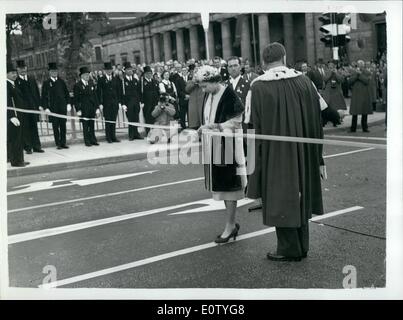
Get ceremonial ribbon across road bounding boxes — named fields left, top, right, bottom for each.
left=7, top=107, right=387, bottom=150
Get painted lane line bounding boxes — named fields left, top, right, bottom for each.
left=39, top=206, right=364, bottom=289
left=9, top=147, right=375, bottom=213
left=323, top=147, right=375, bottom=158
left=7, top=171, right=158, bottom=196
left=324, top=135, right=387, bottom=141
left=9, top=198, right=253, bottom=244
left=8, top=177, right=205, bottom=214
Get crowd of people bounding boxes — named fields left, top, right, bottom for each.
left=7, top=50, right=387, bottom=168
left=7, top=41, right=388, bottom=262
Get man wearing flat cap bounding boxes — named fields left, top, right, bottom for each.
left=41, top=62, right=71, bottom=149
left=247, top=42, right=325, bottom=262
left=73, top=66, right=101, bottom=146
left=7, top=62, right=29, bottom=167
left=15, top=59, right=44, bottom=154
left=97, top=62, right=122, bottom=143
left=121, top=61, right=142, bottom=140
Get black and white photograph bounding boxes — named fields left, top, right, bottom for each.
left=1, top=0, right=402, bottom=300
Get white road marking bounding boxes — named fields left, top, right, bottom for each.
left=325, top=135, right=387, bottom=141
left=323, top=147, right=375, bottom=158
left=9, top=147, right=375, bottom=213
left=8, top=199, right=254, bottom=244
left=7, top=171, right=157, bottom=195
left=39, top=206, right=364, bottom=288
left=168, top=198, right=255, bottom=215
left=8, top=177, right=205, bottom=214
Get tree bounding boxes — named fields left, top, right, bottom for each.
left=6, top=14, right=45, bottom=64
left=6, top=12, right=107, bottom=89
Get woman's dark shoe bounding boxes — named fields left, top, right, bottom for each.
left=215, top=225, right=239, bottom=244
left=266, top=252, right=302, bottom=262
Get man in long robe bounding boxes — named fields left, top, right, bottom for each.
left=247, top=42, right=325, bottom=262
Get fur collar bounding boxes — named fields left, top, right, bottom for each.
left=251, top=66, right=302, bottom=86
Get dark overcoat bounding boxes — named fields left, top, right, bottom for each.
left=97, top=75, right=122, bottom=121
left=322, top=70, right=347, bottom=110
left=73, top=80, right=99, bottom=120
left=202, top=85, right=245, bottom=192
left=122, top=76, right=141, bottom=121
left=349, top=70, right=373, bottom=115
left=247, top=69, right=324, bottom=228
left=141, top=77, right=160, bottom=125
left=41, top=78, right=70, bottom=122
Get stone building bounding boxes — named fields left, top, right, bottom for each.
left=10, top=11, right=387, bottom=82
left=100, top=12, right=386, bottom=66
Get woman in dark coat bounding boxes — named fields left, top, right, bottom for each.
left=322, top=62, right=347, bottom=110
left=195, top=65, right=247, bottom=244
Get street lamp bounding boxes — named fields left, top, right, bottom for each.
left=201, top=12, right=210, bottom=60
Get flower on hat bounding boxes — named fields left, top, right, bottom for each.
left=193, top=65, right=221, bottom=83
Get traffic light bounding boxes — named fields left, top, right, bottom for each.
left=319, top=12, right=352, bottom=59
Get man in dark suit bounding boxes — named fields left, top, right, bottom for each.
left=97, top=62, right=122, bottom=143
left=73, top=66, right=101, bottom=146
left=213, top=56, right=229, bottom=81
left=41, top=62, right=71, bottom=149
left=7, top=62, right=29, bottom=167
left=121, top=61, right=142, bottom=140
left=226, top=56, right=251, bottom=154
left=170, top=63, right=189, bottom=129
left=141, top=65, right=160, bottom=134
left=15, top=59, right=44, bottom=154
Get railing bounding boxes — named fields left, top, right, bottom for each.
left=37, top=106, right=129, bottom=138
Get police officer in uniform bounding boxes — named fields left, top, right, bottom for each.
left=15, top=59, right=44, bottom=154
left=97, top=62, right=122, bottom=143
left=73, top=66, right=101, bottom=146
left=121, top=61, right=142, bottom=140
left=41, top=62, right=71, bottom=149
left=7, top=62, right=29, bottom=167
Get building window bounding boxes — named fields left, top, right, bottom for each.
left=94, top=46, right=102, bottom=61
left=109, top=54, right=116, bottom=66
left=121, top=53, right=128, bottom=64
left=28, top=56, right=34, bottom=68
left=133, top=51, right=141, bottom=65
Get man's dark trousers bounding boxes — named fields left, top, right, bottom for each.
left=275, top=223, right=309, bottom=257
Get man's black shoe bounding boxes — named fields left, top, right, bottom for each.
left=92, top=142, right=100, bottom=146
left=363, top=128, right=370, bottom=133
left=61, top=145, right=69, bottom=149
left=33, top=148, right=45, bottom=153
left=24, top=161, right=30, bottom=165
left=57, top=146, right=63, bottom=150
left=107, top=140, right=113, bottom=143
left=129, top=137, right=135, bottom=141
left=11, top=163, right=26, bottom=167
left=26, top=150, right=33, bottom=154
left=349, top=129, right=356, bottom=133
left=266, top=252, right=302, bottom=262
left=85, top=143, right=92, bottom=147
left=112, top=139, right=121, bottom=143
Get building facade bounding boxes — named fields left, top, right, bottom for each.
left=100, top=12, right=386, bottom=66
left=10, top=12, right=387, bottom=83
